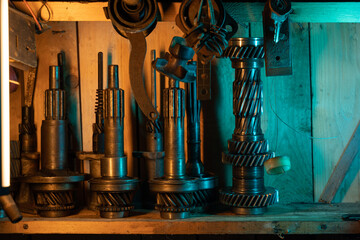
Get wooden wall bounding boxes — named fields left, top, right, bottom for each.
left=10, top=21, right=360, bottom=204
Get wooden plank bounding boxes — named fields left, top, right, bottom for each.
left=250, top=22, right=313, bottom=203
left=0, top=203, right=359, bottom=234
left=34, top=22, right=82, bottom=155
left=311, top=23, right=360, bottom=203
left=12, top=2, right=360, bottom=23
left=320, top=121, right=360, bottom=203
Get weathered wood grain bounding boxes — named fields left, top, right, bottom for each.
left=0, top=203, right=359, bottom=235
left=250, top=22, right=313, bottom=203
left=311, top=23, right=360, bottom=203
left=320, top=121, right=360, bottom=203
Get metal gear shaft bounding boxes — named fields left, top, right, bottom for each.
left=219, top=38, right=278, bottom=215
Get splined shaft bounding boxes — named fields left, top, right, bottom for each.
left=91, top=65, right=138, bottom=219
left=25, top=64, right=84, bottom=218
left=150, top=79, right=198, bottom=219
left=219, top=38, right=278, bottom=215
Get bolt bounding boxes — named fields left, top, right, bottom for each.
left=23, top=224, right=28, bottom=230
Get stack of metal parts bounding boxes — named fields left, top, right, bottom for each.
left=186, top=81, right=217, bottom=212
left=24, top=65, right=84, bottom=217
left=150, top=79, right=198, bottom=219
left=219, top=38, right=278, bottom=215
left=90, top=65, right=138, bottom=218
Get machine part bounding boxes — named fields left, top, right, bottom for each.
left=1, top=1, right=22, bottom=223
left=133, top=50, right=164, bottom=209
left=264, top=156, right=291, bottom=175
left=220, top=38, right=278, bottom=215
left=176, top=0, right=238, bottom=63
left=262, top=0, right=292, bottom=76
left=24, top=64, right=84, bottom=217
left=93, top=52, right=105, bottom=154
left=90, top=65, right=138, bottom=218
left=152, top=36, right=196, bottom=83
left=104, top=0, right=159, bottom=122
left=9, top=7, right=37, bottom=70
left=186, top=81, right=217, bottom=212
left=149, top=79, right=198, bottom=219
left=196, top=60, right=211, bottom=100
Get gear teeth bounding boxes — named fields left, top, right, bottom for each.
left=223, top=46, right=265, bottom=59
left=156, top=192, right=195, bottom=213
left=97, top=191, right=135, bottom=208
left=34, top=191, right=76, bottom=211
left=193, top=189, right=215, bottom=208
left=222, top=152, right=274, bottom=167
left=219, top=187, right=278, bottom=208
left=228, top=140, right=269, bottom=155
left=146, top=118, right=162, bottom=133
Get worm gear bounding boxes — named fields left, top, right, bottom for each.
left=219, top=38, right=278, bottom=215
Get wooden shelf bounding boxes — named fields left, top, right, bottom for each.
left=0, top=203, right=359, bottom=235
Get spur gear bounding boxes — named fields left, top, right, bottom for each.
left=219, top=38, right=278, bottom=215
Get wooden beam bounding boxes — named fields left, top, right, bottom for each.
left=0, top=204, right=359, bottom=235
left=319, top=121, right=360, bottom=203
left=12, top=2, right=360, bottom=23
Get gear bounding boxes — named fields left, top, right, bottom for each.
left=223, top=45, right=265, bottom=59
left=228, top=139, right=269, bottom=155
left=222, top=152, right=274, bottom=167
left=219, top=187, right=278, bottom=208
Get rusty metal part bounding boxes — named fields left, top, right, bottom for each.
left=104, top=0, right=159, bottom=122
left=263, top=0, right=292, bottom=76
left=186, top=81, right=217, bottom=212
left=90, top=65, right=138, bottom=218
left=133, top=50, right=164, bottom=209
left=25, top=62, right=84, bottom=218
left=220, top=38, right=278, bottom=215
left=149, top=79, right=198, bottom=219
left=196, top=60, right=211, bottom=100
left=9, top=7, right=37, bottom=70
left=153, top=37, right=196, bottom=83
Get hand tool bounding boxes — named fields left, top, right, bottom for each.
left=220, top=38, right=278, bottom=215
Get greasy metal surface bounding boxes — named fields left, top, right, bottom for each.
left=263, top=0, right=292, bottom=76
left=220, top=38, right=278, bottom=214
left=9, top=7, right=37, bottom=69
left=150, top=79, right=198, bottom=219
left=196, top=60, right=211, bottom=100
left=91, top=64, right=138, bottom=218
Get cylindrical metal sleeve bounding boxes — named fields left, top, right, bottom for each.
left=104, top=118, right=124, bottom=157
left=40, top=120, right=68, bottom=171
left=163, top=86, right=186, bottom=179
left=232, top=167, right=265, bottom=194
left=107, top=65, right=119, bottom=89
left=49, top=66, right=60, bottom=89
left=101, top=156, right=127, bottom=178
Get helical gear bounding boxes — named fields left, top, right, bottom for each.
left=155, top=192, right=194, bottom=213
left=219, top=38, right=278, bottom=215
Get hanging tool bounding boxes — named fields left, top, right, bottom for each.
left=133, top=50, right=164, bottom=209
left=263, top=0, right=292, bottom=76
left=176, top=0, right=238, bottom=100
left=104, top=0, right=159, bottom=121
left=186, top=81, right=217, bottom=212
left=90, top=65, right=138, bottom=218
left=150, top=79, right=198, bottom=219
left=23, top=60, right=84, bottom=218
left=220, top=38, right=278, bottom=215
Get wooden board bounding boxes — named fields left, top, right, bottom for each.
left=0, top=203, right=359, bottom=235
left=311, top=23, right=360, bottom=203
left=12, top=2, right=360, bottom=23
left=246, top=22, right=313, bottom=203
